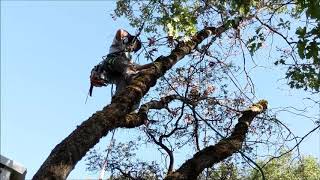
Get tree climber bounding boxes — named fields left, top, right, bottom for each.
left=89, top=29, right=140, bottom=94
left=89, top=29, right=149, bottom=109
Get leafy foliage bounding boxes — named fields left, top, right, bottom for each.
left=198, top=153, right=320, bottom=180
left=286, top=0, right=320, bottom=91
left=249, top=153, right=320, bottom=180
left=113, top=0, right=319, bottom=92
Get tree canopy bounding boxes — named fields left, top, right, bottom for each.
left=33, top=0, right=319, bottom=179
left=114, top=0, right=319, bottom=92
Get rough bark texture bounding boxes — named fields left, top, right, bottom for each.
left=32, top=24, right=233, bottom=180
left=164, top=100, right=268, bottom=180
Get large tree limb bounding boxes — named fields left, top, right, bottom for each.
left=32, top=22, right=237, bottom=179
left=164, top=100, right=268, bottom=180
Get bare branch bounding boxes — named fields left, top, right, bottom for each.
left=164, top=100, right=268, bottom=180
left=262, top=124, right=320, bottom=168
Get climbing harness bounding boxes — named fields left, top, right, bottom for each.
left=87, top=54, right=119, bottom=98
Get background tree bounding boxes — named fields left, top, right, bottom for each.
left=33, top=0, right=319, bottom=179
left=195, top=153, right=320, bottom=180
left=248, top=153, right=320, bottom=180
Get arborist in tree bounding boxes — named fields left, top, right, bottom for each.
left=89, top=28, right=150, bottom=109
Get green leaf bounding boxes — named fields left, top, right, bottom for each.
left=296, top=27, right=307, bottom=38
left=297, top=40, right=306, bottom=59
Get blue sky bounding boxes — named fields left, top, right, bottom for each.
left=1, top=1, right=319, bottom=179
left=1, top=1, right=125, bottom=178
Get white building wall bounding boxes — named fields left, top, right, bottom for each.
left=0, top=155, right=27, bottom=180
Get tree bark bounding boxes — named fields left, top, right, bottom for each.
left=164, top=100, right=268, bottom=180
left=33, top=23, right=236, bottom=179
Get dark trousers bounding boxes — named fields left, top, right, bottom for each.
left=105, top=54, right=140, bottom=110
